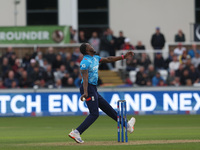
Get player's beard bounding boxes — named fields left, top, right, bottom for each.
left=89, top=48, right=96, bottom=54
left=93, top=50, right=96, bottom=54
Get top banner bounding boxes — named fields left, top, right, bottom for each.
left=0, top=26, right=70, bottom=44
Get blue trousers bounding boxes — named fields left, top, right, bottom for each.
left=76, top=83, right=117, bottom=134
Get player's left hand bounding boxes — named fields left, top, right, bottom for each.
left=124, top=51, right=134, bottom=59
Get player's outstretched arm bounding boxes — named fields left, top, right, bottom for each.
left=80, top=70, right=88, bottom=101
left=100, top=51, right=134, bottom=63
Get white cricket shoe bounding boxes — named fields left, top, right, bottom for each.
left=68, top=129, right=84, bottom=144
left=127, top=117, right=136, bottom=133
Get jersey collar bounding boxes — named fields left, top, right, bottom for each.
left=84, top=55, right=93, bottom=58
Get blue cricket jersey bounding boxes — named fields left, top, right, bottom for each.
left=80, top=55, right=101, bottom=85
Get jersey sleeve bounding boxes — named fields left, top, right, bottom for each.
left=96, top=55, right=102, bottom=62
left=80, top=59, right=90, bottom=70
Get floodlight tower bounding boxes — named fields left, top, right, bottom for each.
left=14, top=0, right=21, bottom=26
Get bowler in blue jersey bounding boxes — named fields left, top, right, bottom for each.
left=69, top=43, right=136, bottom=144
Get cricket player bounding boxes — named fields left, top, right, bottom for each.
left=69, top=43, right=136, bottom=143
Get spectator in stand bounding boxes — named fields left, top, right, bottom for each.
left=19, top=70, right=32, bottom=88
left=175, top=64, right=184, bottom=77
left=78, top=31, right=87, bottom=43
left=99, top=30, right=114, bottom=70
left=158, top=80, right=167, bottom=86
left=188, top=44, right=200, bottom=58
left=69, top=26, right=74, bottom=42
left=45, top=47, right=56, bottom=65
left=147, top=64, right=156, bottom=80
left=0, top=79, right=5, bottom=89
left=184, top=56, right=192, bottom=70
left=151, top=27, right=165, bottom=49
left=61, top=72, right=70, bottom=87
left=108, top=29, right=117, bottom=56
left=54, top=65, right=67, bottom=81
left=146, top=80, right=152, bottom=86
left=9, top=52, right=17, bottom=66
left=59, top=48, right=67, bottom=60
left=55, top=79, right=62, bottom=89
left=152, top=72, right=165, bottom=86
left=138, top=53, right=151, bottom=70
left=0, top=57, right=11, bottom=79
left=53, top=54, right=64, bottom=71
left=44, top=64, right=55, bottom=88
left=35, top=52, right=44, bottom=68
left=67, top=77, right=75, bottom=87
left=179, top=51, right=188, bottom=65
left=73, top=30, right=79, bottom=43
left=173, top=43, right=186, bottom=56
left=154, top=53, right=165, bottom=70
left=22, top=53, right=31, bottom=70
left=174, top=29, right=185, bottom=42
left=124, top=74, right=133, bottom=86
left=185, top=79, right=193, bottom=86
left=71, top=68, right=79, bottom=80
left=191, top=52, right=200, bottom=68
left=135, top=41, right=146, bottom=50
left=174, top=77, right=181, bottom=86
left=12, top=58, right=21, bottom=73
left=70, top=27, right=78, bottom=43
left=76, top=54, right=83, bottom=65
left=72, top=47, right=81, bottom=61
left=116, top=31, right=125, bottom=49
left=43, top=59, right=49, bottom=71
left=164, top=50, right=174, bottom=69
left=64, top=53, right=72, bottom=68
left=30, top=65, right=44, bottom=88
left=88, top=31, right=100, bottom=54
left=169, top=55, right=180, bottom=71
left=126, top=55, right=137, bottom=71
left=11, top=80, right=19, bottom=88
left=3, top=46, right=14, bottom=59
left=189, top=64, right=199, bottom=84
left=66, top=61, right=78, bottom=73
left=135, top=66, right=147, bottom=86
left=15, top=67, right=24, bottom=80
left=166, top=70, right=176, bottom=86
left=180, top=69, right=192, bottom=85
left=31, top=47, right=41, bottom=59
left=27, top=59, right=37, bottom=75
left=121, top=38, right=135, bottom=50
left=100, top=30, right=110, bottom=53
left=4, top=70, right=19, bottom=88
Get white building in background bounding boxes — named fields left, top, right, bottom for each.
left=109, top=0, right=195, bottom=49
left=0, top=0, right=26, bottom=26
left=0, top=0, right=195, bottom=49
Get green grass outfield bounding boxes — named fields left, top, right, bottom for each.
left=0, top=115, right=200, bottom=150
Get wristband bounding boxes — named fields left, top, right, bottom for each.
left=121, top=55, right=124, bottom=60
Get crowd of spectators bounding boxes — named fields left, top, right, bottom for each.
left=128, top=43, right=200, bottom=87
left=0, top=26, right=200, bottom=88
left=0, top=46, right=102, bottom=89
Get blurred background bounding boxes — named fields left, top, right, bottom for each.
left=0, top=0, right=199, bottom=116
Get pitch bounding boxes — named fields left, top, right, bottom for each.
left=0, top=115, right=200, bottom=150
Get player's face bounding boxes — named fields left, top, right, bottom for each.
left=86, top=43, right=96, bottom=54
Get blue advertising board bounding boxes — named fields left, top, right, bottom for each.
left=0, top=90, right=200, bottom=117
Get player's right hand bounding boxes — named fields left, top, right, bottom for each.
left=81, top=93, right=88, bottom=101
left=124, top=51, right=134, bottom=59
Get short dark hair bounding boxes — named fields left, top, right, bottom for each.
left=80, top=43, right=87, bottom=55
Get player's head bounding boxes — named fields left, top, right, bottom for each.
left=80, top=43, right=96, bottom=55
